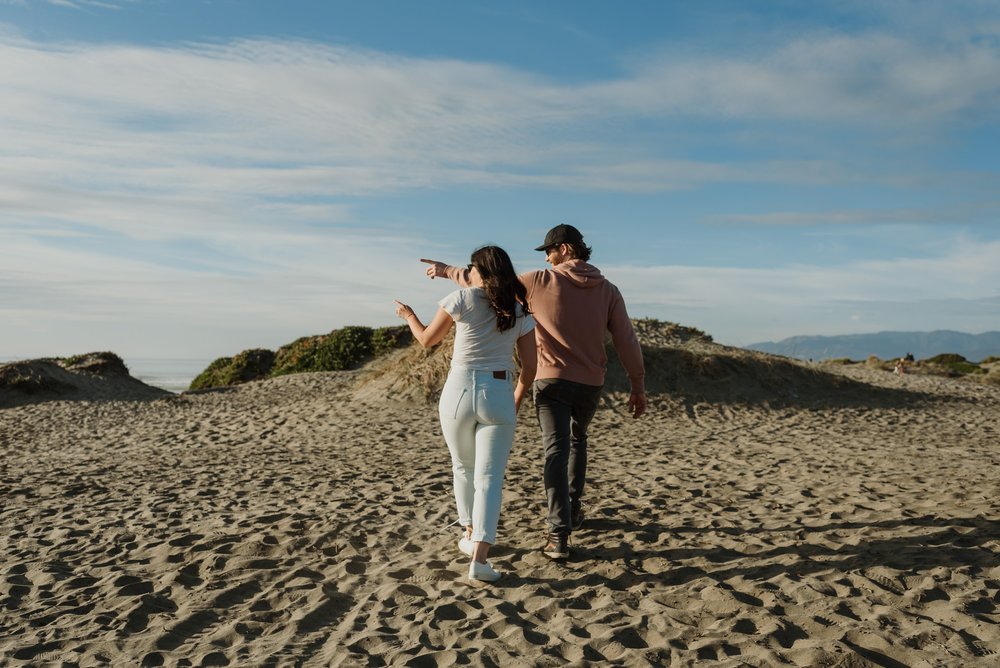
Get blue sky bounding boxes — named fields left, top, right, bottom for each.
left=2, top=0, right=998, bottom=361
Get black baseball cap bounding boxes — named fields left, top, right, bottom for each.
left=534, top=224, right=584, bottom=251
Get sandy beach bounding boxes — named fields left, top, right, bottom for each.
left=2, top=346, right=999, bottom=666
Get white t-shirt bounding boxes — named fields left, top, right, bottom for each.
left=439, top=288, right=535, bottom=372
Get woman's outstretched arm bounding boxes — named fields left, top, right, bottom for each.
left=394, top=302, right=454, bottom=348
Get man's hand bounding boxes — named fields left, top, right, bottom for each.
left=420, top=259, right=448, bottom=279
left=628, top=391, right=646, bottom=419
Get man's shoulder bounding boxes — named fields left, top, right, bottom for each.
left=518, top=268, right=547, bottom=280
left=518, top=268, right=550, bottom=289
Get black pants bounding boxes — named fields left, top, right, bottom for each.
left=534, top=378, right=603, bottom=536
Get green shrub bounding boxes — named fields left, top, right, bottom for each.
left=189, top=357, right=232, bottom=390
left=316, top=326, right=374, bottom=371
left=372, top=325, right=412, bottom=356
left=272, top=336, right=325, bottom=377
left=189, top=349, right=275, bottom=390
left=60, top=352, right=129, bottom=376
left=192, top=325, right=416, bottom=389
left=823, top=358, right=855, bottom=365
left=232, top=348, right=275, bottom=380
left=925, top=353, right=967, bottom=365
left=914, top=353, right=985, bottom=378
left=273, top=326, right=413, bottom=377
left=943, top=361, right=985, bottom=376
left=272, top=327, right=378, bottom=376
left=980, top=356, right=1000, bottom=364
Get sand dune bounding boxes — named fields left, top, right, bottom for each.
left=0, top=353, right=168, bottom=410
left=2, top=349, right=999, bottom=665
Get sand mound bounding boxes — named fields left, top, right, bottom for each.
left=0, top=353, right=168, bottom=409
left=354, top=320, right=932, bottom=409
left=352, top=331, right=455, bottom=404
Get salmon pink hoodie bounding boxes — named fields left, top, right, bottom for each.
left=445, top=259, right=645, bottom=393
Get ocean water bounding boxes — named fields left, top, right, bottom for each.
left=126, top=358, right=211, bottom=393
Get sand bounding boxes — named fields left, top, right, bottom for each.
left=2, top=360, right=999, bottom=666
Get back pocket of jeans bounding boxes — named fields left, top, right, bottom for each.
left=475, top=388, right=515, bottom=425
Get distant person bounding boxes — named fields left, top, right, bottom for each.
left=895, top=352, right=915, bottom=375
left=395, top=246, right=536, bottom=583
left=421, top=224, right=646, bottom=560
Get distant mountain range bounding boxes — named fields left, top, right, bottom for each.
left=747, top=330, right=1000, bottom=362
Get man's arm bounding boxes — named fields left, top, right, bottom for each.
left=420, top=259, right=473, bottom=287
left=514, top=331, right=537, bottom=413
left=608, top=292, right=646, bottom=419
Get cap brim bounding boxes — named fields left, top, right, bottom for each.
left=534, top=244, right=548, bottom=251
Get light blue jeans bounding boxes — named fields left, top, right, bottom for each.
left=439, top=368, right=516, bottom=545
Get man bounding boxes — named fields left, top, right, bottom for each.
left=422, top=224, right=646, bottom=560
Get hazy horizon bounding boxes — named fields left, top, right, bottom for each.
left=4, top=325, right=999, bottom=364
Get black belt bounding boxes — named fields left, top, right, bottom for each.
left=492, top=370, right=507, bottom=380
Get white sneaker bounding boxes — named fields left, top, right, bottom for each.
left=468, top=560, right=502, bottom=582
left=458, top=536, right=474, bottom=556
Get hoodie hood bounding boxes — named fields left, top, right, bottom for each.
left=552, top=259, right=605, bottom=288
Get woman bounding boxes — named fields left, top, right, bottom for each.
left=395, top=245, right=536, bottom=583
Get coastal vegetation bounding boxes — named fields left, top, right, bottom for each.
left=189, top=326, right=412, bottom=391
left=188, top=319, right=999, bottom=393
left=827, top=353, right=998, bottom=385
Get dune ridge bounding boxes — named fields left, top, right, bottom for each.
left=0, top=353, right=168, bottom=409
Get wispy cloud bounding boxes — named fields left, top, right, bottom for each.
left=3, top=25, right=999, bottom=218
left=0, top=0, right=129, bottom=7
left=608, top=239, right=1000, bottom=344
left=4, top=28, right=997, bottom=248
left=704, top=202, right=1000, bottom=227
left=598, top=30, right=1000, bottom=123
left=34, top=0, right=128, bottom=9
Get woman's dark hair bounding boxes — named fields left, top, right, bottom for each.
left=470, top=245, right=530, bottom=332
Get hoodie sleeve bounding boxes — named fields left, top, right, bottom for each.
left=607, top=288, right=646, bottom=394
left=444, top=264, right=474, bottom=287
